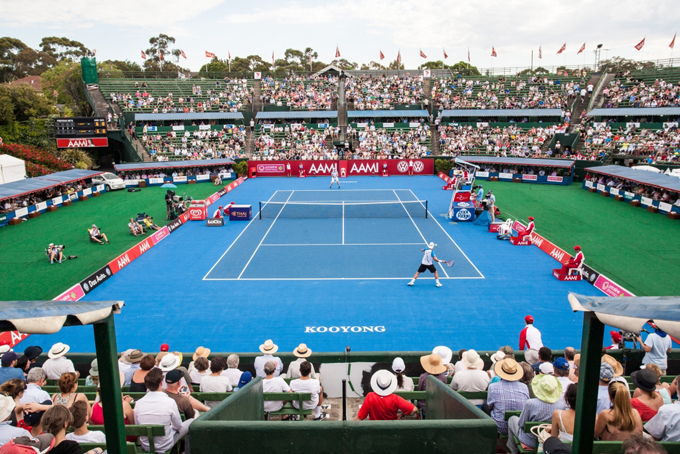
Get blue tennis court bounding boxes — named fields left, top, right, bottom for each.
left=204, top=189, right=483, bottom=281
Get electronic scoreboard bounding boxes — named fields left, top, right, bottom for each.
left=55, top=117, right=109, bottom=148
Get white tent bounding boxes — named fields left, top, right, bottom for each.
left=0, top=154, right=27, bottom=184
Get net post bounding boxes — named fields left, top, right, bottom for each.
left=425, top=200, right=428, bottom=218
left=259, top=201, right=262, bottom=220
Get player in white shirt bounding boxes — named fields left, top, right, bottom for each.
left=408, top=242, right=443, bottom=287
left=330, top=168, right=340, bottom=189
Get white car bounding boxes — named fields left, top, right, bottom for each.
left=93, top=172, right=125, bottom=191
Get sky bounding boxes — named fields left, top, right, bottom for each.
left=1, top=0, right=679, bottom=72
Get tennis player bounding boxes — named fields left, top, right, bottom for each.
left=330, top=168, right=340, bottom=189
left=408, top=242, right=442, bottom=287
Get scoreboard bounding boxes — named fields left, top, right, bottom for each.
left=55, top=117, right=109, bottom=148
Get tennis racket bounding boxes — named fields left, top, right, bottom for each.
left=441, top=260, right=455, bottom=267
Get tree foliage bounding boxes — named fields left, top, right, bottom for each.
left=40, top=37, right=93, bottom=61
left=0, top=84, right=57, bottom=123
left=599, top=56, right=658, bottom=73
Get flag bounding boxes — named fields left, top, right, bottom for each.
left=228, top=51, right=231, bottom=61
left=670, top=33, right=676, bottom=49
left=634, top=37, right=645, bottom=51
left=141, top=50, right=146, bottom=60
left=557, top=43, right=566, bottom=54
left=93, top=49, right=97, bottom=55
left=539, top=46, right=542, bottom=59
left=420, top=50, right=427, bottom=59
left=205, top=51, right=216, bottom=59
left=335, top=46, right=341, bottom=58
left=380, top=50, right=385, bottom=60
left=443, top=49, right=448, bottom=59
left=397, top=50, right=401, bottom=63
left=491, top=47, right=497, bottom=57
left=577, top=43, right=586, bottom=55
left=467, top=47, right=470, bottom=62
left=181, top=50, right=187, bottom=59
left=159, top=52, right=164, bottom=61
left=308, top=52, right=312, bottom=64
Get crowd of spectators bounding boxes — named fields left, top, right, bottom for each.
left=351, top=125, right=431, bottom=159
left=1, top=180, right=93, bottom=214
left=260, top=75, right=338, bottom=111
left=254, top=124, right=337, bottom=160
left=580, top=124, right=680, bottom=162
left=139, top=125, right=247, bottom=161
left=437, top=125, right=557, bottom=157
left=585, top=172, right=680, bottom=206
left=603, top=74, right=680, bottom=108
left=116, top=165, right=232, bottom=182
left=346, top=75, right=424, bottom=110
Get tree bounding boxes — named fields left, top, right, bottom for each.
left=331, top=59, right=358, bottom=70
left=387, top=59, right=404, bottom=70
left=422, top=60, right=446, bottom=70
left=449, top=61, right=481, bottom=76
left=13, top=48, right=56, bottom=77
left=5, top=84, right=57, bottom=122
left=360, top=61, right=387, bottom=70
left=0, top=85, right=15, bottom=124
left=144, top=34, right=185, bottom=72
left=199, top=59, right=229, bottom=74
left=247, top=55, right=271, bottom=72
left=41, top=60, right=91, bottom=116
left=0, top=37, right=28, bottom=81
left=599, top=56, right=657, bottom=73
left=40, top=37, right=92, bottom=61
left=229, top=56, right=251, bottom=73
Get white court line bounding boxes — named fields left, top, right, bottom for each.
left=202, top=190, right=281, bottom=280
left=204, top=276, right=485, bottom=281
left=342, top=201, right=345, bottom=245
left=408, top=189, right=485, bottom=279
left=237, top=190, right=294, bottom=279
left=259, top=243, right=425, bottom=247
left=393, top=190, right=449, bottom=279
left=289, top=189, right=403, bottom=192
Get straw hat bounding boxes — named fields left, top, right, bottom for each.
left=259, top=339, right=278, bottom=354
left=420, top=353, right=447, bottom=375
left=125, top=349, right=144, bottom=364
left=370, top=370, right=398, bottom=397
left=601, top=354, right=624, bottom=377
left=293, top=344, right=312, bottom=358
left=432, top=346, right=453, bottom=365
left=158, top=353, right=181, bottom=372
left=0, top=395, right=16, bottom=421
left=531, top=374, right=563, bottom=404
left=192, top=347, right=211, bottom=361
left=461, top=350, right=484, bottom=370
left=494, top=358, right=524, bottom=382
left=47, top=343, right=69, bottom=359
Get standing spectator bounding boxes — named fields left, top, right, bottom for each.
left=417, top=353, right=448, bottom=415
left=392, top=358, right=414, bottom=391
left=221, top=354, right=242, bottom=387
left=0, top=352, right=25, bottom=383
left=199, top=356, right=232, bottom=408
left=550, top=383, right=577, bottom=442
left=487, top=358, right=529, bottom=435
left=51, top=373, right=91, bottom=415
left=507, top=375, right=565, bottom=454
left=289, top=361, right=326, bottom=420
left=629, top=369, right=663, bottom=422
left=353, top=370, right=417, bottom=421
left=254, top=340, right=283, bottom=378
left=20, top=368, right=50, bottom=404
left=638, top=328, right=672, bottom=374
left=135, top=369, right=193, bottom=453
left=164, top=370, right=196, bottom=420
left=41, top=344, right=78, bottom=381
left=594, top=382, right=643, bottom=441
left=598, top=362, right=615, bottom=415
left=519, top=315, right=543, bottom=350
left=262, top=361, right=290, bottom=415
left=605, top=331, right=623, bottom=350
left=65, top=400, right=105, bottom=443
left=286, top=344, right=318, bottom=380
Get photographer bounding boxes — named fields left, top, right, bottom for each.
left=165, top=190, right=174, bottom=220
left=47, top=243, right=64, bottom=264
left=638, top=327, right=672, bottom=375
left=128, top=218, right=146, bottom=237
left=142, top=215, right=161, bottom=231
left=89, top=224, right=110, bottom=245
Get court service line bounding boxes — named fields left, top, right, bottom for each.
left=408, top=189, right=485, bottom=279
left=259, top=243, right=425, bottom=247
left=202, top=190, right=281, bottom=280
left=204, top=276, right=485, bottom=281
left=237, top=191, right=295, bottom=279
left=342, top=201, right=345, bottom=245
left=392, top=190, right=449, bottom=279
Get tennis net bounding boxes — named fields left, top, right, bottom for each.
left=259, top=200, right=428, bottom=219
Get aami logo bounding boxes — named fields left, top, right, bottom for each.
left=531, top=234, right=543, bottom=247
left=350, top=162, right=379, bottom=174
left=117, top=254, right=131, bottom=270
left=549, top=248, right=565, bottom=262
left=309, top=163, right=337, bottom=174
left=562, top=275, right=581, bottom=281
left=455, top=209, right=472, bottom=221
left=138, top=240, right=152, bottom=254
left=67, top=139, right=94, bottom=148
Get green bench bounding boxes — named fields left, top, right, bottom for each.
left=264, top=392, right=313, bottom=420
left=80, top=442, right=137, bottom=454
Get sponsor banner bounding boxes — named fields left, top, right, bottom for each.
left=199, top=125, right=211, bottom=130
left=208, top=193, right=220, bottom=204
left=438, top=172, right=452, bottom=183
left=147, top=126, right=157, bottom=132
left=476, top=122, right=490, bottom=128
left=125, top=180, right=140, bottom=186
left=641, top=197, right=653, bottom=206
left=581, top=264, right=601, bottom=285
left=597, top=183, right=606, bottom=192
left=626, top=122, right=641, bottom=129
left=0, top=214, right=7, bottom=224
left=248, top=160, right=433, bottom=177
left=261, top=124, right=273, bottom=129
left=196, top=174, right=210, bottom=181
left=133, top=237, right=155, bottom=257
left=663, top=122, right=679, bottom=129
left=54, top=283, right=86, bottom=302
left=15, top=207, right=28, bottom=218
left=69, top=193, right=78, bottom=201
left=173, top=176, right=188, bottom=183
left=512, top=220, right=527, bottom=234
left=172, top=125, right=185, bottom=131
left=522, top=174, right=538, bottom=181
left=530, top=232, right=573, bottom=265
left=80, top=265, right=113, bottom=294
left=151, top=226, right=170, bottom=244
left=659, top=202, right=673, bottom=213
left=318, top=123, right=329, bottom=128
left=0, top=331, right=30, bottom=348
left=207, top=218, right=224, bottom=226
left=585, top=181, right=593, bottom=188
left=108, top=248, right=140, bottom=274
left=257, top=163, right=286, bottom=174
left=180, top=212, right=191, bottom=223
left=409, top=122, right=421, bottom=128
left=217, top=189, right=227, bottom=197
left=624, top=191, right=635, bottom=200
left=52, top=196, right=63, bottom=205
left=149, top=178, right=164, bottom=185
left=547, top=176, right=563, bottom=183
left=594, top=275, right=634, bottom=297
left=382, top=122, right=395, bottom=127
left=356, top=123, right=368, bottom=128
left=36, top=201, right=47, bottom=212
left=167, top=217, right=183, bottom=233
left=219, top=172, right=232, bottom=179
left=476, top=171, right=490, bottom=178
left=96, top=184, right=106, bottom=192
left=609, top=187, right=620, bottom=196
left=56, top=138, right=108, bottom=148
left=83, top=188, right=92, bottom=196
left=304, top=325, right=385, bottom=333
left=499, top=172, right=514, bottom=179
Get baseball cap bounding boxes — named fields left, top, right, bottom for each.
left=553, top=357, right=570, bottom=371
left=528, top=216, right=534, bottom=221
left=610, top=330, right=622, bottom=343
left=539, top=362, right=554, bottom=375
left=574, top=245, right=581, bottom=250
left=392, top=357, right=406, bottom=374
left=600, top=362, right=614, bottom=382
left=165, top=369, right=183, bottom=384
left=428, top=242, right=434, bottom=249
left=1, top=352, right=18, bottom=366
left=525, top=315, right=534, bottom=324
left=160, top=343, right=169, bottom=352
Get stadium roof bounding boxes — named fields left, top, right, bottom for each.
left=458, top=155, right=575, bottom=168
left=255, top=111, right=338, bottom=120
left=586, top=107, right=680, bottom=117
left=585, top=165, right=680, bottom=192
left=441, top=109, right=563, bottom=118
left=114, top=158, right=234, bottom=172
left=134, top=112, right=244, bottom=121
left=0, top=300, right=123, bottom=334
left=347, top=110, right=429, bottom=118
left=0, top=169, right=103, bottom=202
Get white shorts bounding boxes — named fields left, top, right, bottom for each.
left=331, top=177, right=339, bottom=184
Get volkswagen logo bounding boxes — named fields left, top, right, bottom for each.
left=413, top=161, right=424, bottom=173
left=397, top=161, right=409, bottom=173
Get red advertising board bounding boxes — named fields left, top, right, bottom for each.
left=108, top=248, right=140, bottom=274
left=132, top=237, right=155, bottom=257
left=248, top=159, right=434, bottom=177
left=56, top=138, right=109, bottom=148
left=529, top=232, right=573, bottom=265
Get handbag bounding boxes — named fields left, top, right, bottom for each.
left=530, top=423, right=552, bottom=453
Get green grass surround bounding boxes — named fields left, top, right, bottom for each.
left=0, top=182, right=231, bottom=301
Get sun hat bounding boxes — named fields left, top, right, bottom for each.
left=23, top=346, right=43, bottom=361
left=539, top=362, right=555, bottom=375
left=0, top=434, right=56, bottom=454
left=155, top=352, right=168, bottom=366
left=524, top=349, right=539, bottom=365
left=89, top=359, right=98, bottom=377
left=0, top=395, right=16, bottom=421
left=610, top=331, right=622, bottom=343
left=119, top=349, right=134, bottom=365
left=192, top=347, right=211, bottom=361
left=370, top=370, right=398, bottom=397
left=532, top=374, right=563, bottom=403
left=525, top=315, right=534, bottom=324
left=158, top=353, right=181, bottom=372
left=600, top=362, right=615, bottom=382
left=428, top=242, right=435, bottom=249
left=420, top=353, right=447, bottom=375
left=601, top=354, right=624, bottom=376
left=462, top=350, right=484, bottom=370
left=494, top=358, right=524, bottom=381
left=553, top=357, right=570, bottom=371
left=490, top=351, right=506, bottom=364
left=259, top=339, right=278, bottom=354
left=392, top=357, right=406, bottom=374
left=1, top=352, right=18, bottom=366
left=125, top=349, right=144, bottom=364
left=165, top=369, right=183, bottom=384
left=47, top=343, right=69, bottom=359
left=0, top=345, right=11, bottom=356
left=432, top=346, right=453, bottom=365
left=238, top=371, right=253, bottom=389
left=293, top=344, right=312, bottom=358
left=631, top=370, right=657, bottom=393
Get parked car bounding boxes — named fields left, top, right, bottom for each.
left=92, top=172, right=125, bottom=191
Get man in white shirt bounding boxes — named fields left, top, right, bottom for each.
left=408, top=242, right=443, bottom=287
left=20, top=368, right=50, bottom=404
left=41, top=343, right=78, bottom=380
left=519, top=316, right=543, bottom=351
left=638, top=328, right=673, bottom=374
left=199, top=357, right=233, bottom=407
left=221, top=354, right=242, bottom=387
left=135, top=369, right=193, bottom=453
left=450, top=350, right=491, bottom=405
left=254, top=340, right=283, bottom=378
left=290, top=361, right=326, bottom=420
left=285, top=344, right=318, bottom=379
left=552, top=358, right=573, bottom=402
left=263, top=361, right=291, bottom=413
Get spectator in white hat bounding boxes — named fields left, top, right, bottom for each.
left=432, top=346, right=453, bottom=375
left=0, top=395, right=30, bottom=446
left=450, top=350, right=491, bottom=404
left=392, top=358, right=414, bottom=391
left=254, top=340, right=283, bottom=378
left=285, top=344, right=318, bottom=380
left=41, top=344, right=78, bottom=381
left=354, top=370, right=417, bottom=421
